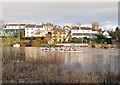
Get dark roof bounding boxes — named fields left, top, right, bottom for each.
left=19, top=24, right=26, bottom=26
left=1, top=24, right=26, bottom=27
left=26, top=24, right=36, bottom=28
left=102, top=30, right=106, bottom=33
left=36, top=25, right=43, bottom=28
left=63, top=26, right=71, bottom=29
left=81, top=27, right=92, bottom=30
left=2, top=25, right=7, bottom=28
left=71, top=26, right=79, bottom=30
left=7, top=24, right=19, bottom=26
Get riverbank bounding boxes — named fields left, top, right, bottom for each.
left=0, top=43, right=119, bottom=49
left=88, top=44, right=119, bottom=49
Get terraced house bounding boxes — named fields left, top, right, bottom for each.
left=50, top=30, right=68, bottom=43
left=2, top=24, right=25, bottom=36
left=25, top=24, right=48, bottom=37
left=1, top=24, right=49, bottom=38
left=1, top=23, right=100, bottom=43
left=71, top=26, right=98, bottom=38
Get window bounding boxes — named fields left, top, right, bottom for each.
left=31, top=32, right=34, bottom=34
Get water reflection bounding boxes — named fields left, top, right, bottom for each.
left=2, top=47, right=120, bottom=83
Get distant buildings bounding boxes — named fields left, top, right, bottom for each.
left=25, top=24, right=48, bottom=37
left=71, top=26, right=98, bottom=38
left=0, top=23, right=113, bottom=43
left=1, top=24, right=25, bottom=36
left=25, top=24, right=36, bottom=37
left=50, top=30, right=68, bottom=43
left=1, top=24, right=49, bottom=38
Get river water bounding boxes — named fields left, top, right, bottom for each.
left=1, top=47, right=120, bottom=83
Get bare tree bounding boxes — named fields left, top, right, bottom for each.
left=0, top=19, right=4, bottom=43
left=92, top=22, right=100, bottom=31
left=0, top=19, right=5, bottom=26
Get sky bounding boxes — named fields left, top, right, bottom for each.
left=2, top=2, right=118, bottom=30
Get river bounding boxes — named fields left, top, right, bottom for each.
left=1, top=47, right=120, bottom=83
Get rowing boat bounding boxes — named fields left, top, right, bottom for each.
left=56, top=51, right=82, bottom=52
left=39, top=50, right=82, bottom=52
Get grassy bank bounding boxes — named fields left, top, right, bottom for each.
left=57, top=43, right=88, bottom=44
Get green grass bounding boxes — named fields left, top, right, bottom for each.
left=57, top=43, right=88, bottom=44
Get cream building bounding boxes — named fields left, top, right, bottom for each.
left=25, top=24, right=48, bottom=37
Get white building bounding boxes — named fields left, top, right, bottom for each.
left=2, top=24, right=25, bottom=36
left=102, top=31, right=111, bottom=38
left=34, top=25, right=48, bottom=37
left=71, top=27, right=98, bottom=38
left=25, top=24, right=35, bottom=37
left=44, top=26, right=53, bottom=31
left=25, top=24, right=48, bottom=37
left=3, top=24, right=19, bottom=30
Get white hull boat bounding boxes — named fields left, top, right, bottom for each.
left=13, top=44, right=20, bottom=47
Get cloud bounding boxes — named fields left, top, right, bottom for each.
left=103, top=25, right=118, bottom=31
left=106, top=21, right=111, bottom=23
left=2, top=2, right=118, bottom=26
left=2, top=0, right=119, bottom=2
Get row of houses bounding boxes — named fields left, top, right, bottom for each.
left=0, top=23, right=111, bottom=43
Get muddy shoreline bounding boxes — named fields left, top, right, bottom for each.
left=0, top=43, right=119, bottom=49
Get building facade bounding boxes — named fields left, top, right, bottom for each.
left=50, top=30, right=68, bottom=43
left=71, top=27, right=98, bottom=38
left=25, top=24, right=48, bottom=37
left=2, top=24, right=25, bottom=36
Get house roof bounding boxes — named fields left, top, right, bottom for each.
left=26, top=24, right=36, bottom=28
left=19, top=24, right=26, bottom=26
left=81, top=27, right=92, bottom=30
left=63, top=26, right=71, bottom=29
left=1, top=25, right=7, bottom=28
left=7, top=24, right=19, bottom=26
left=102, top=30, right=107, bottom=33
left=1, top=24, right=26, bottom=27
left=35, top=25, right=43, bottom=28
left=71, top=26, right=79, bottom=30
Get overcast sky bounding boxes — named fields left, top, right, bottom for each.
left=2, top=2, right=118, bottom=29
